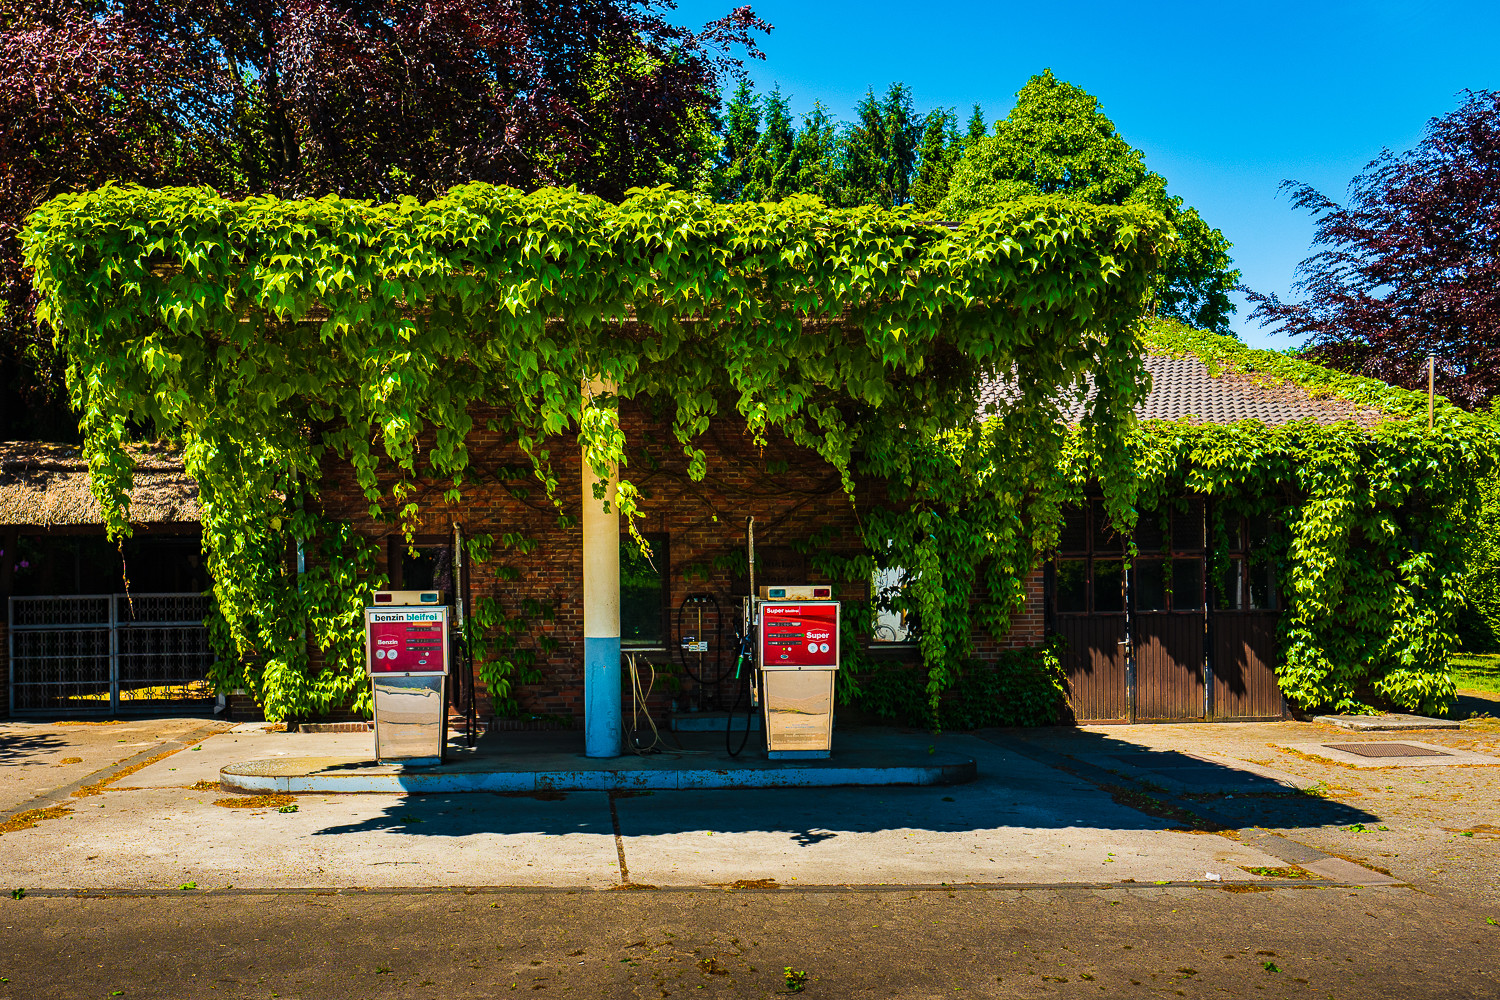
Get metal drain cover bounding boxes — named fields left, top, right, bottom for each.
left=1323, top=742, right=1451, bottom=758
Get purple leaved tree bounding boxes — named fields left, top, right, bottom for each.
left=1248, top=90, right=1500, bottom=410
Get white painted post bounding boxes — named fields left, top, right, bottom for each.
left=582, top=379, right=623, bottom=758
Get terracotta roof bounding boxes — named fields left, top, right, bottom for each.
left=0, top=442, right=201, bottom=527
left=980, top=354, right=1385, bottom=428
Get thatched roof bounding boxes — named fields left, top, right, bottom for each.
left=0, top=442, right=200, bottom=528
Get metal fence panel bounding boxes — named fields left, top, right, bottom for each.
left=9, top=593, right=215, bottom=716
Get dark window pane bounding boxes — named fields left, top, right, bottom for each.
left=1055, top=560, right=1086, bottom=613
left=1224, top=516, right=1245, bottom=552
left=1172, top=558, right=1202, bottom=611
left=1135, top=514, right=1166, bottom=553
left=621, top=535, right=668, bottom=647
left=1247, top=514, right=1273, bottom=551
left=1172, top=500, right=1205, bottom=551
left=1134, top=560, right=1167, bottom=611
left=1057, top=506, right=1088, bottom=554
left=1092, top=499, right=1124, bottom=552
left=1094, top=559, right=1125, bottom=613
left=1249, top=559, right=1277, bottom=610
left=401, top=546, right=453, bottom=596
left=1215, top=558, right=1245, bottom=610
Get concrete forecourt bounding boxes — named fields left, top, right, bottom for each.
left=1, top=715, right=1498, bottom=998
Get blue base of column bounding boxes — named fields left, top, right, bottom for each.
left=584, top=636, right=623, bottom=758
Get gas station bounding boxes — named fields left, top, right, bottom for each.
left=18, top=184, right=1165, bottom=797
left=223, top=506, right=976, bottom=794
left=217, top=464, right=979, bottom=792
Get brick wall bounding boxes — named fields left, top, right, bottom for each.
left=311, top=404, right=1048, bottom=723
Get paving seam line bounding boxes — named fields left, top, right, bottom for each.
left=4, top=880, right=1368, bottom=898
left=978, top=732, right=1399, bottom=884
left=0, top=721, right=230, bottom=824
left=606, top=791, right=631, bottom=885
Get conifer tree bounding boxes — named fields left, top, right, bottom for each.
left=911, top=108, right=960, bottom=212
left=840, top=83, right=921, bottom=208
left=745, top=84, right=796, bottom=200
left=965, top=104, right=989, bottom=144
left=789, top=102, right=841, bottom=203
left=715, top=77, right=762, bottom=201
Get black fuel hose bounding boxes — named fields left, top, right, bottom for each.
left=725, top=630, right=757, bottom=757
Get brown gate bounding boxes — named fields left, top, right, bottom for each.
left=1048, top=501, right=1282, bottom=723
left=1056, top=614, right=1128, bottom=721
left=1206, top=520, right=1284, bottom=719
left=1052, top=500, right=1129, bottom=722
left=1135, top=613, right=1204, bottom=720
left=1211, top=613, right=1281, bottom=718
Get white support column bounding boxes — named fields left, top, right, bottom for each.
left=582, top=380, right=623, bottom=758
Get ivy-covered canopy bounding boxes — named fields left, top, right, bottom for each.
left=23, top=183, right=1165, bottom=718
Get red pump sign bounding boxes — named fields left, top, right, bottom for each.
left=365, top=607, right=449, bottom=676
left=758, top=601, right=840, bottom=669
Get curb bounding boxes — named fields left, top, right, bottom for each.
left=220, top=756, right=978, bottom=794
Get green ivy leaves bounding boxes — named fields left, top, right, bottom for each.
left=23, top=182, right=1165, bottom=720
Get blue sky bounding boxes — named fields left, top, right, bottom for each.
left=676, top=0, right=1500, bottom=348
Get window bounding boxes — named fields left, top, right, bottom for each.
left=400, top=545, right=453, bottom=595
left=621, top=534, right=668, bottom=648
left=1054, top=560, right=1087, bottom=613
left=1171, top=558, right=1203, bottom=611
left=1213, top=516, right=1278, bottom=611
left=872, top=564, right=919, bottom=643
left=1094, top=560, right=1125, bottom=612
left=1135, top=560, right=1168, bottom=611
left=1052, top=500, right=1206, bottom=615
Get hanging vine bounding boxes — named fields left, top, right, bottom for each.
left=23, top=183, right=1162, bottom=720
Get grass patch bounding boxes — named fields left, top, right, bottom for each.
left=0, top=806, right=73, bottom=836
left=1241, top=866, right=1316, bottom=879
left=1453, top=653, right=1500, bottom=694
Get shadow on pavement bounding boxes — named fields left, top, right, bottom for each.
left=304, top=724, right=1379, bottom=842
left=1452, top=689, right=1500, bottom=720
left=0, top=727, right=70, bottom=767
left=985, top=726, right=1381, bottom=831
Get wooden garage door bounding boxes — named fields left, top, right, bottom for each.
left=1211, top=612, right=1283, bottom=719
left=1208, top=523, right=1285, bottom=720
left=1057, top=614, right=1128, bottom=722
left=1135, top=612, right=1205, bottom=721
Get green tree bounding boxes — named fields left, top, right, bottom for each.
left=788, top=102, right=842, bottom=203
left=965, top=104, right=989, bottom=144
left=940, top=71, right=1240, bottom=332
left=911, top=108, right=961, bottom=212
left=745, top=84, right=796, bottom=200
left=714, top=77, right=762, bottom=201
left=839, top=83, right=922, bottom=208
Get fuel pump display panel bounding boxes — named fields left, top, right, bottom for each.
left=365, top=607, right=449, bottom=676
left=757, top=600, right=839, bottom=669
